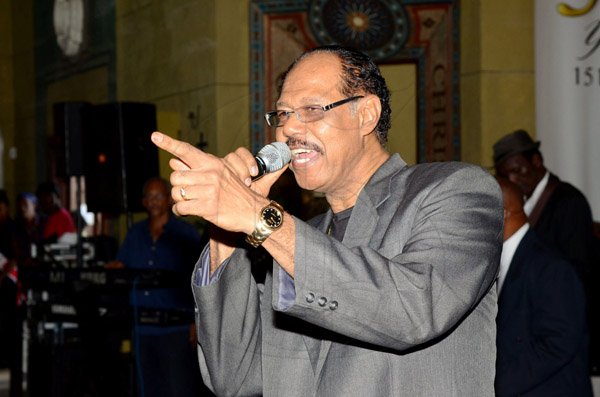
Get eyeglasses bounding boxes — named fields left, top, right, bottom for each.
left=264, top=95, right=364, bottom=128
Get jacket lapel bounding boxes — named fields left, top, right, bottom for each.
left=497, top=231, right=531, bottom=320
left=313, top=154, right=406, bottom=377
left=338, top=154, right=404, bottom=249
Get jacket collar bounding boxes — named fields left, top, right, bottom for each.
left=318, top=153, right=407, bottom=247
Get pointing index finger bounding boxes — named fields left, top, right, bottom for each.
left=151, top=131, right=205, bottom=168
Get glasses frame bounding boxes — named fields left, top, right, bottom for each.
left=264, top=95, right=364, bottom=127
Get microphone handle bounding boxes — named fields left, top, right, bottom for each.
left=252, top=156, right=268, bottom=181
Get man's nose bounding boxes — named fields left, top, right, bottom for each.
left=281, top=113, right=307, bottom=138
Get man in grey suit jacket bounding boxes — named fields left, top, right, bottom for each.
left=152, top=45, right=504, bottom=396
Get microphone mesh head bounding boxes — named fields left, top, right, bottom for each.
left=258, top=142, right=291, bottom=172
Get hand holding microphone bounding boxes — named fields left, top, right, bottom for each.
left=252, top=142, right=292, bottom=181
left=151, top=131, right=290, bottom=233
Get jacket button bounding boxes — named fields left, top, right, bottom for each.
left=305, top=293, right=315, bottom=303
left=317, top=297, right=327, bottom=307
left=329, top=301, right=338, bottom=310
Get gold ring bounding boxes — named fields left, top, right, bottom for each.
left=180, top=186, right=187, bottom=200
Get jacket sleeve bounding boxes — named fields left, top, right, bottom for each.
left=191, top=248, right=264, bottom=396
left=279, top=165, right=503, bottom=351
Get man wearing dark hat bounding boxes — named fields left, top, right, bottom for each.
left=494, top=176, right=592, bottom=396
left=493, top=129, right=599, bottom=372
left=493, top=129, right=595, bottom=281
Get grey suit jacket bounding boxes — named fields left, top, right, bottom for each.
left=192, top=154, right=503, bottom=396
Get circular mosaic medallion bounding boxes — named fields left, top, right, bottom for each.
left=308, top=0, right=408, bottom=61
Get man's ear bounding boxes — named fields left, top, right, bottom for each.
left=359, top=95, right=381, bottom=136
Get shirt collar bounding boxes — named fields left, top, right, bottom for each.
left=523, top=171, right=549, bottom=216
left=497, top=223, right=529, bottom=294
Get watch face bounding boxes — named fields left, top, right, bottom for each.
left=263, top=206, right=283, bottom=229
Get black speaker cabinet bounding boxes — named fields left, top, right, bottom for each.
left=53, top=102, right=91, bottom=177
left=83, top=102, right=159, bottom=213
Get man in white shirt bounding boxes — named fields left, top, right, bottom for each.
left=495, top=176, right=592, bottom=396
left=493, top=129, right=600, bottom=372
left=493, top=129, right=595, bottom=282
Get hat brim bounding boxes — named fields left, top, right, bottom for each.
left=494, top=141, right=540, bottom=165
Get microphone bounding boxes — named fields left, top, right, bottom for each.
left=252, top=142, right=291, bottom=181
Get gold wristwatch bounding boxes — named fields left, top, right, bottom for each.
left=245, top=200, right=284, bottom=247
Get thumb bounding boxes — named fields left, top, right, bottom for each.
left=252, top=164, right=289, bottom=197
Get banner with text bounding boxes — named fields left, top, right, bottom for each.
left=535, top=0, right=600, bottom=219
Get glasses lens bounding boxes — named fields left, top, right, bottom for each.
left=297, top=106, right=325, bottom=123
left=265, top=106, right=327, bottom=127
left=265, top=112, right=278, bottom=127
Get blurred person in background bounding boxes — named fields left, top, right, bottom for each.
left=494, top=129, right=599, bottom=372
left=495, top=176, right=592, bottom=396
left=35, top=181, right=75, bottom=244
left=107, top=177, right=211, bottom=397
left=8, top=192, right=40, bottom=397
left=0, top=190, right=17, bottom=374
left=14, top=192, right=41, bottom=264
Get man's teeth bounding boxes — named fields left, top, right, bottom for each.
left=291, top=148, right=313, bottom=156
